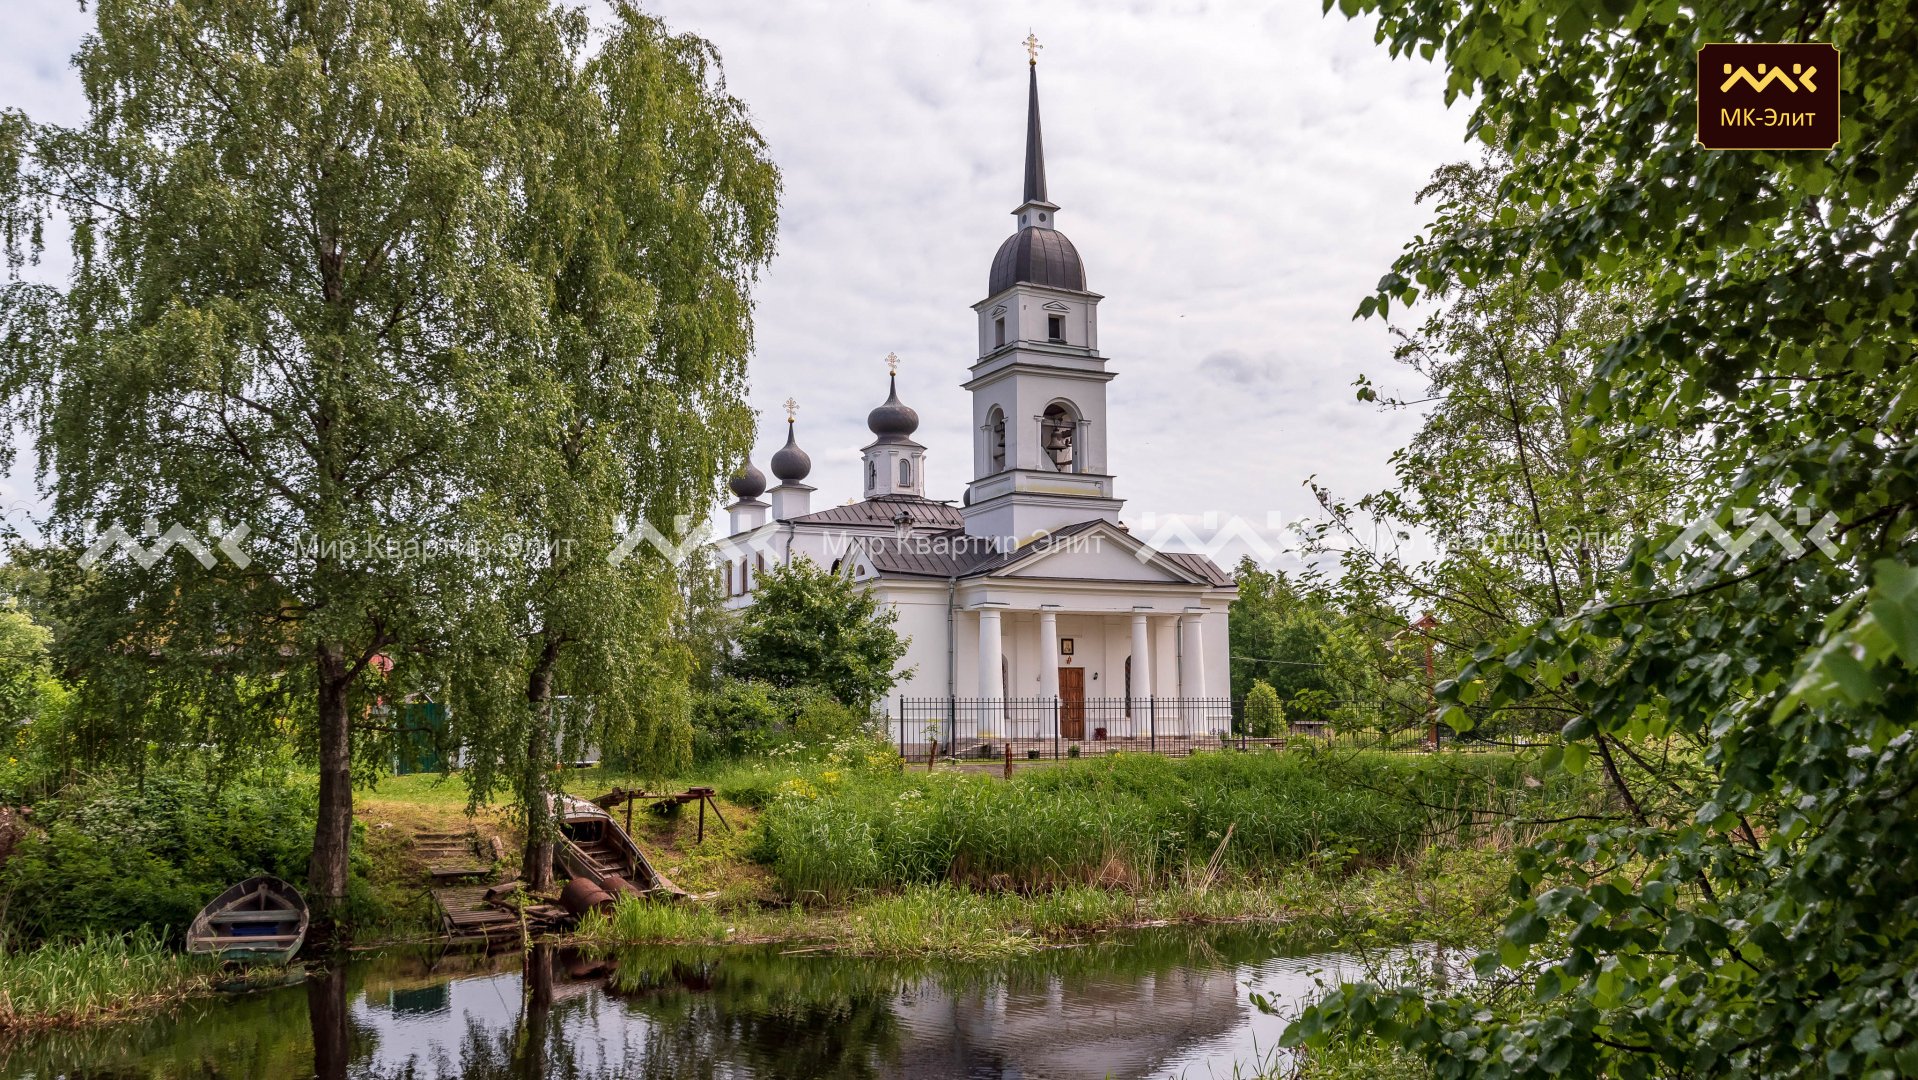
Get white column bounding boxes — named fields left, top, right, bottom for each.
left=1181, top=609, right=1208, bottom=727
left=1129, top=611, right=1152, bottom=733
left=1038, top=609, right=1060, bottom=700
left=1154, top=618, right=1178, bottom=706
left=978, top=607, right=1004, bottom=702
left=1181, top=611, right=1208, bottom=697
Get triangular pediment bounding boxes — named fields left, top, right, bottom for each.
left=994, top=523, right=1207, bottom=585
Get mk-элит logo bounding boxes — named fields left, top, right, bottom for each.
left=1697, top=43, right=1839, bottom=150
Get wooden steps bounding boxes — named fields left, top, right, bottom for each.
left=431, top=883, right=522, bottom=939
left=414, top=829, right=493, bottom=881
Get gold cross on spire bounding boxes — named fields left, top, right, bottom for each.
left=1023, top=31, right=1041, bottom=65
left=885, top=352, right=900, bottom=375
left=783, top=397, right=798, bottom=422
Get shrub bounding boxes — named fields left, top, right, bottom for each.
left=691, top=679, right=790, bottom=761
left=1245, top=680, right=1284, bottom=737
left=0, top=769, right=367, bottom=946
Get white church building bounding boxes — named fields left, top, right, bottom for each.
left=714, top=53, right=1237, bottom=752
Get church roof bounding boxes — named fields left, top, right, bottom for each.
left=990, top=227, right=1086, bottom=295
left=1161, top=551, right=1236, bottom=588
left=986, top=56, right=1087, bottom=296
left=1023, top=60, right=1048, bottom=205
left=784, top=494, right=963, bottom=530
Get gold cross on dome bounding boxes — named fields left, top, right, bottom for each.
left=885, top=352, right=900, bottom=375
left=783, top=397, right=798, bottom=421
left=1023, top=32, right=1041, bottom=65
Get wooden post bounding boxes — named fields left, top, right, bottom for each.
left=624, top=791, right=633, bottom=838
left=697, top=795, right=706, bottom=844
left=1004, top=740, right=1013, bottom=780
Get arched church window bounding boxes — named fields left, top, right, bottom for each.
left=899, top=458, right=913, bottom=485
left=1124, top=656, right=1132, bottom=718
left=987, top=407, right=1007, bottom=473
left=1041, top=401, right=1078, bottom=473
left=867, top=459, right=876, bottom=490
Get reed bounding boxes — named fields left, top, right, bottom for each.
left=749, top=749, right=1587, bottom=901
left=0, top=929, right=223, bottom=1030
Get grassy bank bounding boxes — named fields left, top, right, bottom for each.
left=0, top=930, right=228, bottom=1030
left=723, top=745, right=1586, bottom=901
left=577, top=846, right=1514, bottom=960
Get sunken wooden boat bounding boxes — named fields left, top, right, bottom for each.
left=553, top=795, right=685, bottom=900
left=186, top=875, right=309, bottom=963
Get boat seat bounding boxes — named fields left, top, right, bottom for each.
left=207, top=933, right=303, bottom=944
left=209, top=910, right=298, bottom=924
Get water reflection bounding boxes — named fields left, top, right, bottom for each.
left=0, top=930, right=1435, bottom=1080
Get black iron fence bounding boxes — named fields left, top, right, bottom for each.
left=893, top=696, right=1535, bottom=762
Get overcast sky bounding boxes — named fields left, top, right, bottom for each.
left=3, top=0, right=1471, bottom=563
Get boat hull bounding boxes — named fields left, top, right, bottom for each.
left=186, top=874, right=309, bottom=964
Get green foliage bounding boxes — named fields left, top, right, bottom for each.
left=437, top=2, right=776, bottom=876
left=0, top=770, right=365, bottom=946
left=0, top=0, right=777, bottom=910
left=1246, top=680, right=1285, bottom=737
left=1288, top=0, right=1918, bottom=1075
left=748, top=750, right=1583, bottom=902
left=691, top=680, right=881, bottom=762
left=729, top=559, right=910, bottom=711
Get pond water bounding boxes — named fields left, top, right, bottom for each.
left=0, top=929, right=1451, bottom=1079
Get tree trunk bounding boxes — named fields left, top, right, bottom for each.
left=309, top=645, right=355, bottom=942
left=522, top=640, right=562, bottom=890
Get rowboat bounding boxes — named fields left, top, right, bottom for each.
left=186, top=875, right=309, bottom=963
left=553, top=795, right=685, bottom=899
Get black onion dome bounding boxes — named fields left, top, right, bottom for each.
left=770, top=422, right=811, bottom=482
left=989, top=227, right=1085, bottom=295
left=867, top=375, right=919, bottom=439
left=728, top=460, right=767, bottom=500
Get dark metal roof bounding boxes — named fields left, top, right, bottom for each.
left=989, top=227, right=1086, bottom=295
left=866, top=374, right=919, bottom=440
left=786, top=494, right=964, bottom=530
left=857, top=529, right=1002, bottom=578
left=770, top=420, right=811, bottom=482
left=728, top=460, right=767, bottom=500
left=1162, top=551, right=1235, bottom=588
left=1024, top=63, right=1047, bottom=204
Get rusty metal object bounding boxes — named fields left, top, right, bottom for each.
left=602, top=874, right=645, bottom=899
left=558, top=876, right=614, bottom=916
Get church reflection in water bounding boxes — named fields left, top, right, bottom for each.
left=2, top=928, right=1422, bottom=1080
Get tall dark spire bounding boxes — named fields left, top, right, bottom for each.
left=1022, top=60, right=1047, bottom=205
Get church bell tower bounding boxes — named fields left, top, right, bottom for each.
left=962, top=38, right=1122, bottom=545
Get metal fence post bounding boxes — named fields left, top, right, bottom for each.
left=1054, top=696, right=1061, bottom=761
left=1149, top=696, right=1156, bottom=753
left=897, top=695, right=905, bottom=760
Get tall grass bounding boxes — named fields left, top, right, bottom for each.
left=0, top=929, right=222, bottom=1029
left=578, top=847, right=1513, bottom=959
left=743, top=748, right=1590, bottom=901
